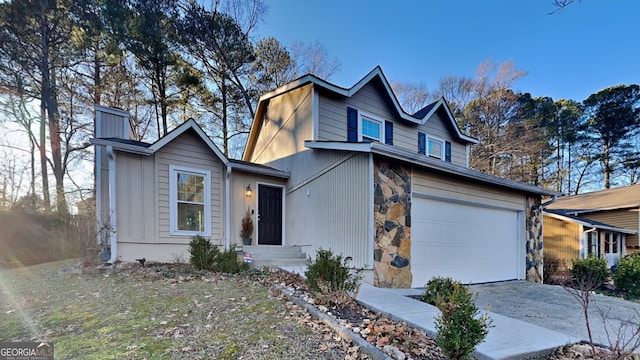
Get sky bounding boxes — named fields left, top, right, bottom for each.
left=255, top=0, right=639, bottom=103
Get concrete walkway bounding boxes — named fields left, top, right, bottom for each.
left=355, top=283, right=580, bottom=360
left=471, top=281, right=640, bottom=348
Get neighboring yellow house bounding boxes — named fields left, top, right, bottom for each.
left=92, top=67, right=557, bottom=288
left=543, top=185, right=640, bottom=268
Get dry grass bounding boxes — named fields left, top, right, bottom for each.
left=0, top=260, right=363, bottom=359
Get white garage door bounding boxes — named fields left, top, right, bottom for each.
left=411, top=197, right=521, bottom=287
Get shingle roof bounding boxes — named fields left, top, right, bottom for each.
left=544, top=209, right=637, bottom=234
left=412, top=101, right=438, bottom=119
left=546, top=184, right=640, bottom=212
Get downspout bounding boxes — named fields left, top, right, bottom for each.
left=107, top=145, right=118, bottom=263
left=225, top=165, right=231, bottom=250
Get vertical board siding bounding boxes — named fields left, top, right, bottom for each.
left=285, top=152, right=371, bottom=268
left=316, top=81, right=467, bottom=166
left=543, top=216, right=581, bottom=263
left=251, top=84, right=313, bottom=164
left=155, top=130, right=225, bottom=244
left=115, top=153, right=155, bottom=244
left=582, top=209, right=639, bottom=247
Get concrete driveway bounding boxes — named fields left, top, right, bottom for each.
left=471, top=281, right=640, bottom=347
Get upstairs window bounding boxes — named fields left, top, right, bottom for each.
left=169, top=165, right=211, bottom=236
left=428, top=138, right=443, bottom=159
left=361, top=116, right=382, bottom=142
left=419, top=132, right=451, bottom=163
left=347, top=107, right=393, bottom=145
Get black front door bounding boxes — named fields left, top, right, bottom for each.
left=258, top=184, right=283, bottom=245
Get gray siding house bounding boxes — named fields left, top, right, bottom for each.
left=93, top=67, right=556, bottom=288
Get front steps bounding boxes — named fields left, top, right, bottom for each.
left=240, top=245, right=308, bottom=268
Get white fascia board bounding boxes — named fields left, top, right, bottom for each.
left=147, top=119, right=229, bottom=166
left=304, top=141, right=374, bottom=153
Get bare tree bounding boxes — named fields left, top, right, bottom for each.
left=390, top=81, right=435, bottom=114
left=289, top=39, right=341, bottom=80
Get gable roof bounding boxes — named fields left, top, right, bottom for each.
left=244, top=66, right=478, bottom=161
left=544, top=209, right=637, bottom=234
left=91, top=119, right=229, bottom=165
left=546, top=184, right=640, bottom=213
left=305, top=140, right=557, bottom=197
left=91, top=119, right=290, bottom=179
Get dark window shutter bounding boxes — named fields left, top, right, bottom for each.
left=347, top=107, right=358, bottom=142
left=445, top=141, right=451, bottom=162
left=384, top=121, right=393, bottom=145
left=418, top=132, right=426, bottom=155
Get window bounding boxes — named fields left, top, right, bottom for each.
left=169, top=165, right=211, bottom=236
left=361, top=116, right=382, bottom=142
left=428, top=137, right=443, bottom=159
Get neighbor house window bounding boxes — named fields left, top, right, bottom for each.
left=169, top=165, right=211, bottom=236
left=359, top=114, right=384, bottom=142
left=428, top=137, right=444, bottom=159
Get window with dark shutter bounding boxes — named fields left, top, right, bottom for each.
left=418, top=132, right=426, bottom=155
left=347, top=107, right=358, bottom=142
left=385, top=121, right=393, bottom=145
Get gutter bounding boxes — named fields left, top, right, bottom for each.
left=107, top=145, right=118, bottom=263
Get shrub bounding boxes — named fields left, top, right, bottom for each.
left=423, top=277, right=492, bottom=360
left=570, top=256, right=609, bottom=290
left=421, top=276, right=458, bottom=306
left=189, top=235, right=218, bottom=270
left=543, top=253, right=561, bottom=284
left=614, top=253, right=640, bottom=296
left=214, top=245, right=249, bottom=274
left=305, top=249, right=360, bottom=294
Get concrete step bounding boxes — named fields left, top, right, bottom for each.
left=240, top=245, right=308, bottom=268
left=252, top=257, right=308, bottom=268
left=241, top=245, right=307, bottom=259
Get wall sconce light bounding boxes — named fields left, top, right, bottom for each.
left=245, top=184, right=252, bottom=198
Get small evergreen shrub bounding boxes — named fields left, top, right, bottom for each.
left=421, top=276, right=458, bottom=306
left=614, top=253, right=640, bottom=296
left=214, top=245, right=249, bottom=274
left=305, top=249, right=360, bottom=293
left=543, top=253, right=561, bottom=284
left=189, top=235, right=218, bottom=270
left=570, top=256, right=609, bottom=290
left=422, top=277, right=492, bottom=360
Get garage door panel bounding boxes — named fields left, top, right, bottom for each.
left=411, top=198, right=520, bottom=287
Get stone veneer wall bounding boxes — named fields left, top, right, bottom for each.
left=373, top=159, right=412, bottom=288
left=525, top=195, right=543, bottom=283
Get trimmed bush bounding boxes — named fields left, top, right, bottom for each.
left=423, top=277, right=492, bottom=360
left=189, top=235, right=218, bottom=270
left=614, top=253, right=640, bottom=296
left=421, top=276, right=458, bottom=306
left=305, top=249, right=360, bottom=293
left=570, top=256, right=609, bottom=290
left=214, top=245, right=249, bottom=274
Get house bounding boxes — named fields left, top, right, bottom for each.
left=92, top=67, right=556, bottom=288
left=543, top=185, right=640, bottom=268
left=91, top=106, right=290, bottom=264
